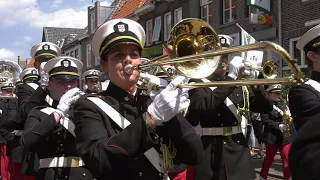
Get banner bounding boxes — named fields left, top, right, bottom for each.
left=249, top=13, right=271, bottom=25
left=247, top=0, right=270, bottom=13
left=236, top=23, right=264, bottom=67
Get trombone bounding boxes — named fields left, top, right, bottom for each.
left=125, top=18, right=304, bottom=88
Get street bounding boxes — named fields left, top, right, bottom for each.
left=254, top=153, right=283, bottom=180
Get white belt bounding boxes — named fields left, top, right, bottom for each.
left=12, top=130, right=23, bottom=136
left=39, top=156, right=85, bottom=168
left=202, top=126, right=242, bottom=136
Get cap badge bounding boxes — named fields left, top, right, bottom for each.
left=220, top=37, right=226, bottom=45
left=31, top=70, right=37, bottom=74
left=92, top=71, right=97, bottom=75
left=61, top=59, right=71, bottom=67
left=114, top=22, right=128, bottom=34
left=42, top=44, right=50, bottom=51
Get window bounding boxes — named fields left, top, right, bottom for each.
left=174, top=8, right=182, bottom=25
left=200, top=0, right=212, bottom=23
left=95, top=57, right=100, bottom=66
left=70, top=51, right=74, bottom=57
left=146, top=20, right=153, bottom=46
left=100, top=6, right=113, bottom=25
left=223, top=0, right=236, bottom=24
left=90, top=12, right=96, bottom=33
left=283, top=37, right=306, bottom=70
left=86, top=44, right=92, bottom=68
left=152, top=16, right=162, bottom=43
left=75, top=49, right=79, bottom=58
left=164, top=12, right=172, bottom=41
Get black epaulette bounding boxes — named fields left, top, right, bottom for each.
left=31, top=105, right=48, bottom=111
left=84, top=93, right=104, bottom=100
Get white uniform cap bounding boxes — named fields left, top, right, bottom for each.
left=266, top=84, right=282, bottom=93
left=296, top=24, right=320, bottom=51
left=92, top=18, right=146, bottom=58
left=30, top=42, right=61, bottom=60
left=19, top=68, right=39, bottom=82
left=44, top=56, right=83, bottom=80
left=218, top=35, right=234, bottom=49
left=82, top=69, right=101, bottom=80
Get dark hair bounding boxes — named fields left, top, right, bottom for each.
left=303, top=36, right=320, bottom=71
left=35, top=55, right=56, bottom=63
left=23, top=77, right=39, bottom=83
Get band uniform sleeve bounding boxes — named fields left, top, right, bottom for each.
left=249, top=85, right=273, bottom=113
left=1, top=99, right=20, bottom=132
left=162, top=113, right=204, bottom=165
left=289, top=85, right=320, bottom=129
left=73, top=97, right=159, bottom=177
left=289, top=113, right=320, bottom=180
left=188, top=78, right=236, bottom=112
left=19, top=86, right=47, bottom=122
left=20, top=109, right=60, bottom=152
left=17, top=84, right=33, bottom=108
left=261, top=113, right=280, bottom=130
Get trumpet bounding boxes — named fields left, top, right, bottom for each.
left=126, top=18, right=303, bottom=88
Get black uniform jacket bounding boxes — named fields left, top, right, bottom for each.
left=289, top=71, right=320, bottom=131
left=73, top=82, right=204, bottom=180
left=261, top=104, right=291, bottom=146
left=288, top=113, right=320, bottom=180
left=0, top=98, right=23, bottom=162
left=0, top=99, right=13, bottom=143
left=186, top=77, right=273, bottom=180
left=21, top=102, right=94, bottom=180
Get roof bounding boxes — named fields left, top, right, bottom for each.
left=42, top=27, right=85, bottom=45
left=112, top=0, right=151, bottom=19
left=26, top=59, right=35, bottom=68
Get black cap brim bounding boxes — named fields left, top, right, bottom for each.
left=50, top=75, right=79, bottom=80
left=103, top=39, right=141, bottom=55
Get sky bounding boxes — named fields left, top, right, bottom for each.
left=0, top=0, right=113, bottom=63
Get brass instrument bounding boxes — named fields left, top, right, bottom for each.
left=124, top=18, right=303, bottom=88
left=243, top=61, right=279, bottom=79
left=0, top=60, right=22, bottom=99
left=280, top=99, right=293, bottom=138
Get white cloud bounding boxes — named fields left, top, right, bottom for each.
left=51, top=0, right=64, bottom=8
left=0, top=0, right=88, bottom=29
left=24, top=36, right=32, bottom=42
left=0, top=48, right=16, bottom=60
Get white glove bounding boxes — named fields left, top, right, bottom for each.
left=228, top=56, right=245, bottom=79
left=140, top=73, right=168, bottom=100
left=55, top=88, right=81, bottom=118
left=279, top=124, right=287, bottom=132
left=39, top=62, right=49, bottom=86
left=147, top=76, right=190, bottom=125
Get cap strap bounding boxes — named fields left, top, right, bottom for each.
left=50, top=72, right=80, bottom=77
left=99, top=36, right=142, bottom=56
left=313, top=42, right=320, bottom=48
left=35, top=53, right=56, bottom=60
left=23, top=75, right=39, bottom=81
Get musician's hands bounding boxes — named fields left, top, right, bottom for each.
left=140, top=73, right=168, bottom=99
left=279, top=123, right=287, bottom=133
left=228, top=56, right=245, bottom=80
left=147, top=76, right=190, bottom=126
left=39, top=62, right=49, bottom=86
left=55, top=88, right=81, bottom=119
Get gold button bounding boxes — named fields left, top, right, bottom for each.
left=62, top=154, right=65, bottom=156
left=234, top=122, right=237, bottom=125
left=159, top=173, right=163, bottom=177
left=60, top=143, right=63, bottom=147
left=82, top=173, right=86, bottom=177
left=64, top=176, right=68, bottom=179
left=220, top=123, right=223, bottom=126
left=57, top=132, right=60, bottom=135
left=139, top=172, right=143, bottom=177
left=236, top=94, right=239, bottom=97
left=237, top=141, right=240, bottom=143
left=218, top=113, right=220, bottom=116
left=124, top=97, right=129, bottom=101
left=223, top=141, right=226, bottom=145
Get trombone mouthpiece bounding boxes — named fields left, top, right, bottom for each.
left=124, top=64, right=135, bottom=75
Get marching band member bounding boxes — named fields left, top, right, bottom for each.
left=82, top=69, right=101, bottom=93
left=288, top=24, right=320, bottom=180
left=259, top=84, right=291, bottom=180
left=185, top=35, right=273, bottom=180
left=0, top=83, right=15, bottom=180
left=73, top=18, right=204, bottom=180
left=20, top=56, right=94, bottom=180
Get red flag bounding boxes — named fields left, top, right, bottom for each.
left=162, top=45, right=168, bottom=55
